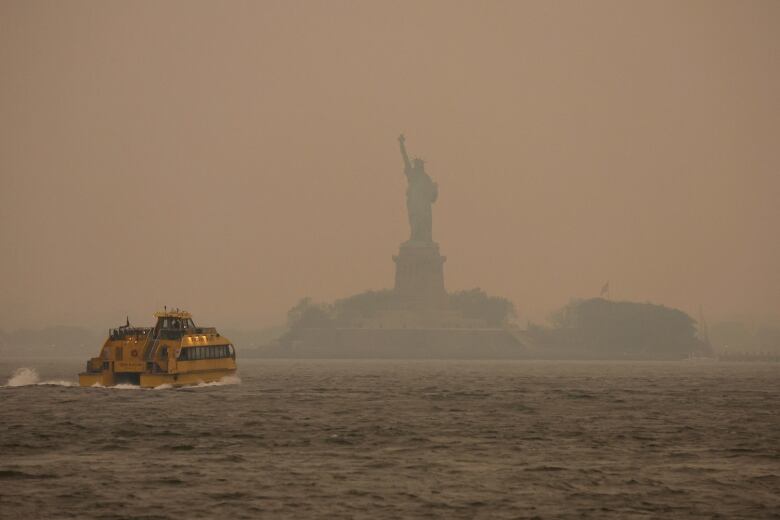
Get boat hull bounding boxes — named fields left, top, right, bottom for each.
left=79, top=369, right=237, bottom=388
left=78, top=371, right=115, bottom=387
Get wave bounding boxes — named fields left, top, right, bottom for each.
left=193, top=375, right=242, bottom=387
left=112, top=384, right=144, bottom=390
left=4, top=367, right=76, bottom=387
left=88, top=382, right=149, bottom=391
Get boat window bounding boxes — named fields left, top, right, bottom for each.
left=177, top=345, right=234, bottom=361
left=116, top=347, right=123, bottom=361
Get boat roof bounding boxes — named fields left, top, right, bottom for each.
left=154, top=310, right=192, bottom=319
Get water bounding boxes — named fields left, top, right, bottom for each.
left=1, top=358, right=778, bottom=519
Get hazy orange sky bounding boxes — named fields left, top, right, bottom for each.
left=1, top=0, right=778, bottom=330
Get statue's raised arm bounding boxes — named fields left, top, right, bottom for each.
left=399, top=134, right=412, bottom=172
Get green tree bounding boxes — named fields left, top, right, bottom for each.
left=287, top=298, right=334, bottom=329
left=545, top=298, right=702, bottom=358
left=333, top=289, right=398, bottom=320
left=447, top=288, right=516, bottom=327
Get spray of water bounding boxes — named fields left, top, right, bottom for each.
left=6, top=367, right=39, bottom=386
left=4, top=367, right=76, bottom=387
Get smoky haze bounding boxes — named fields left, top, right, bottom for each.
left=1, top=0, right=778, bottom=331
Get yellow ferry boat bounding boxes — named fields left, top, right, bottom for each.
left=79, top=309, right=237, bottom=388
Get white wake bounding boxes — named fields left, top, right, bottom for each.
left=4, top=367, right=76, bottom=387
left=192, top=375, right=242, bottom=387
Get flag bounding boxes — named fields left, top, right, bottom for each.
left=600, top=282, right=609, bottom=297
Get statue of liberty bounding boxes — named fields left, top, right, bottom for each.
left=398, top=134, right=438, bottom=243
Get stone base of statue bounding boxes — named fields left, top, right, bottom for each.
left=250, top=134, right=532, bottom=358
left=393, top=240, right=447, bottom=309
left=256, top=236, right=531, bottom=358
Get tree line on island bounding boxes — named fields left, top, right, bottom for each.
left=287, top=288, right=517, bottom=330
left=284, top=291, right=722, bottom=359
left=527, top=298, right=711, bottom=359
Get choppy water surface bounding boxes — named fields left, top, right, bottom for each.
left=1, top=359, right=778, bottom=519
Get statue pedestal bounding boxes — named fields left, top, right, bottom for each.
left=393, top=241, right=447, bottom=308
